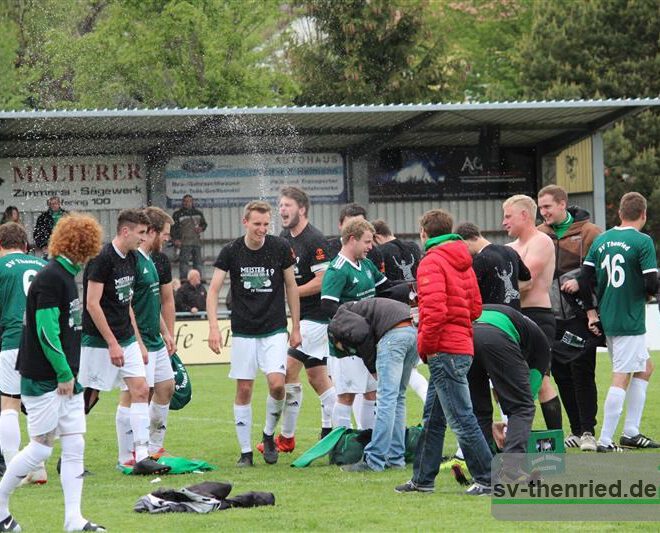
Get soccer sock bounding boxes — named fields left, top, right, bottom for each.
left=280, top=383, right=302, bottom=438
left=455, top=447, right=464, bottom=460
left=148, top=401, right=170, bottom=454
left=60, top=434, right=86, bottom=531
left=332, top=403, right=353, bottom=428
left=408, top=368, right=428, bottom=401
left=234, top=404, right=253, bottom=453
left=0, top=440, right=52, bottom=519
left=115, top=405, right=133, bottom=464
left=129, top=402, right=150, bottom=462
left=264, top=395, right=285, bottom=436
left=599, top=386, right=626, bottom=446
left=623, top=378, right=649, bottom=437
left=540, top=396, right=563, bottom=430
left=319, top=387, right=336, bottom=429
left=359, top=399, right=376, bottom=430
left=352, top=394, right=363, bottom=429
left=0, top=410, right=21, bottom=465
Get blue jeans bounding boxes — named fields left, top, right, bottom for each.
left=364, top=326, right=419, bottom=471
left=412, top=354, right=493, bottom=487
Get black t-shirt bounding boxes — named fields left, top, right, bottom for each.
left=280, top=223, right=332, bottom=322
left=377, top=238, right=421, bottom=281
left=480, top=304, right=550, bottom=373
left=472, top=243, right=531, bottom=310
left=152, top=250, right=173, bottom=285
left=328, top=237, right=385, bottom=273
left=82, top=242, right=137, bottom=342
left=215, top=235, right=296, bottom=336
left=18, top=259, right=82, bottom=380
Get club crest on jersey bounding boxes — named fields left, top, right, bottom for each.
left=315, top=248, right=326, bottom=261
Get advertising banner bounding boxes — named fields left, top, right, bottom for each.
left=165, top=153, right=346, bottom=207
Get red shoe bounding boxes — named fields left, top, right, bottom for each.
left=256, top=435, right=295, bottom=453
left=275, top=434, right=296, bottom=453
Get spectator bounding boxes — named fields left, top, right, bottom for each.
left=175, top=269, right=207, bottom=314
left=33, top=196, right=67, bottom=253
left=171, top=194, right=207, bottom=280
left=0, top=206, right=20, bottom=225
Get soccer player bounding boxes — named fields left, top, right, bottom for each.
left=207, top=201, right=301, bottom=467
left=276, top=187, right=335, bottom=449
left=78, top=209, right=170, bottom=475
left=116, top=207, right=176, bottom=467
left=537, top=184, right=603, bottom=452
left=320, top=218, right=386, bottom=430
left=503, top=194, right=563, bottom=433
left=0, top=223, right=47, bottom=483
left=327, top=203, right=385, bottom=272
left=572, top=192, right=658, bottom=451
left=0, top=213, right=105, bottom=532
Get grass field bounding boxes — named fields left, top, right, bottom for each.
left=6, top=351, right=660, bottom=531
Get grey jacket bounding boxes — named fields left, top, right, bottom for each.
left=328, top=297, right=412, bottom=373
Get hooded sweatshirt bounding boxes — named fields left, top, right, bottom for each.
left=416, top=235, right=482, bottom=360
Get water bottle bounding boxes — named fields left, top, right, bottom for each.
left=408, top=282, right=419, bottom=327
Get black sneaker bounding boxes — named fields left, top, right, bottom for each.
left=132, top=457, right=172, bottom=476
left=261, top=432, right=278, bottom=465
left=465, top=482, right=492, bottom=496
left=596, top=442, right=623, bottom=453
left=619, top=433, right=660, bottom=449
left=82, top=521, right=106, bottom=531
left=320, top=427, right=332, bottom=440
left=236, top=451, right=254, bottom=467
left=394, top=480, right=434, bottom=493
left=0, top=514, right=20, bottom=532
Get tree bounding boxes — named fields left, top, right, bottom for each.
left=286, top=0, right=457, bottom=105
left=0, top=0, right=298, bottom=110
left=516, top=0, right=659, bottom=255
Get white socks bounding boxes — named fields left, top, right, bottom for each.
left=280, top=384, right=302, bottom=438
left=352, top=394, right=363, bottom=429
left=408, top=368, right=428, bottom=401
left=0, top=440, right=52, bottom=519
left=360, top=399, right=376, bottom=430
left=263, top=395, right=285, bottom=436
left=319, top=387, right=336, bottom=429
left=149, top=402, right=170, bottom=454
left=115, top=405, right=133, bottom=464
left=623, top=378, right=649, bottom=437
left=0, top=410, right=20, bottom=465
left=60, top=434, right=86, bottom=531
left=234, top=404, right=252, bottom=453
left=129, top=402, right=150, bottom=462
left=599, top=386, right=626, bottom=445
left=332, top=403, right=353, bottom=428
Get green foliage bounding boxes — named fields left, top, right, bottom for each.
left=0, top=0, right=298, bottom=110
left=286, top=0, right=454, bottom=105
left=516, top=0, right=659, bottom=254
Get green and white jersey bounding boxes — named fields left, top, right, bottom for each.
left=321, top=253, right=386, bottom=305
left=133, top=249, right=164, bottom=351
left=584, top=226, right=658, bottom=336
left=0, top=252, right=47, bottom=350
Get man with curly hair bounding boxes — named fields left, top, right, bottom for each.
left=0, top=213, right=106, bottom=532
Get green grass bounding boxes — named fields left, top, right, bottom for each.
left=8, top=352, right=660, bottom=531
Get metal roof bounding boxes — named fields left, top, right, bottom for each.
left=0, top=98, right=657, bottom=158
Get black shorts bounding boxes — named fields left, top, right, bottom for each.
left=522, top=307, right=556, bottom=374
left=287, top=347, right=327, bottom=369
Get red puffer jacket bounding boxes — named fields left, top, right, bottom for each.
left=417, top=236, right=482, bottom=360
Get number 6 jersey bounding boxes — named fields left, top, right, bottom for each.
left=584, top=226, right=658, bottom=336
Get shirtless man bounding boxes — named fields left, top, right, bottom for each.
left=503, top=194, right=563, bottom=432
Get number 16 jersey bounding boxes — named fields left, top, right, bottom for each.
left=584, top=226, right=657, bottom=336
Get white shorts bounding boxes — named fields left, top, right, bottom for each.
left=78, top=342, right=146, bottom=391
left=327, top=356, right=377, bottom=395
left=607, top=335, right=650, bottom=373
left=146, top=346, right=175, bottom=386
left=299, top=320, right=329, bottom=361
left=23, top=391, right=86, bottom=438
left=0, top=349, right=20, bottom=396
left=229, top=333, right=288, bottom=380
